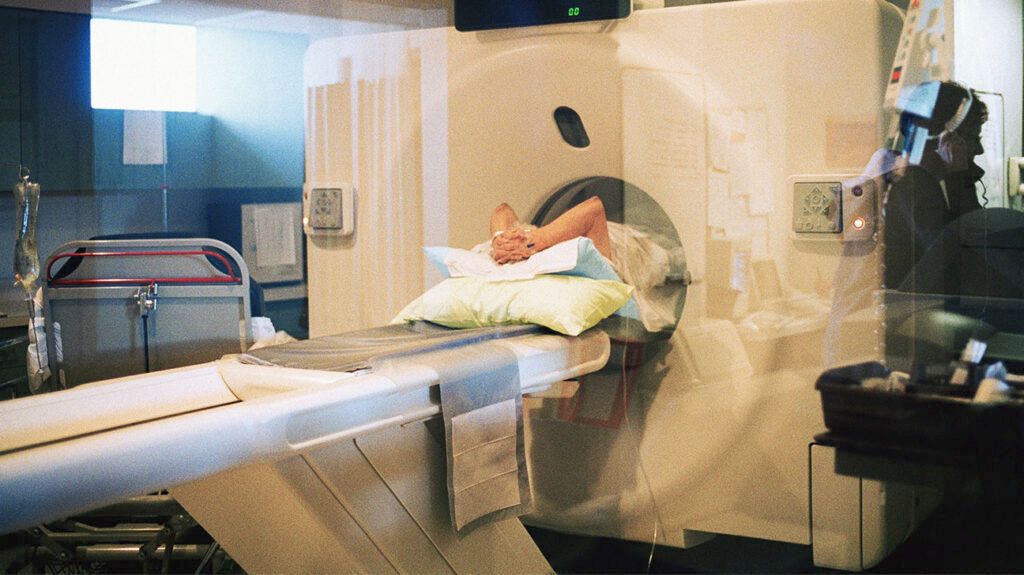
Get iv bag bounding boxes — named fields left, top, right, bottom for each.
left=13, top=179, right=40, bottom=297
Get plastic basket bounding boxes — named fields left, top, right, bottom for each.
left=816, top=361, right=979, bottom=450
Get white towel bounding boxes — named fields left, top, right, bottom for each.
left=448, top=237, right=581, bottom=281
left=428, top=343, right=532, bottom=534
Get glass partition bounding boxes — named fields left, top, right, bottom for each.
left=0, top=0, right=1021, bottom=573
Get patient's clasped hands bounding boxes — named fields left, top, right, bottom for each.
left=492, top=226, right=535, bottom=264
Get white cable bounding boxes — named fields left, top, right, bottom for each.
left=617, top=251, right=662, bottom=573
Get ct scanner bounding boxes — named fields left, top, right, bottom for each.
left=303, top=0, right=925, bottom=570
left=0, top=1, right=937, bottom=572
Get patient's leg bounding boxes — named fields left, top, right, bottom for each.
left=490, top=203, right=520, bottom=236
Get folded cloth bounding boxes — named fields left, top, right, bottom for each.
left=416, top=342, right=532, bottom=534
left=237, top=321, right=540, bottom=373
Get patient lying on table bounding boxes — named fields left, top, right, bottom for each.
left=483, top=197, right=676, bottom=294
left=396, top=196, right=682, bottom=335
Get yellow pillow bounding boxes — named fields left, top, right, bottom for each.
left=392, top=275, right=633, bottom=336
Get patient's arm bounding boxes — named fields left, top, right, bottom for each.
left=490, top=197, right=615, bottom=264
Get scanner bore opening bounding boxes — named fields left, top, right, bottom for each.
left=532, top=176, right=688, bottom=340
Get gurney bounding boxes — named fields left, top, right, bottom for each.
left=0, top=322, right=609, bottom=573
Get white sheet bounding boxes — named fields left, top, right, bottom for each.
left=436, top=237, right=582, bottom=281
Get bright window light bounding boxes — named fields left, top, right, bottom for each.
left=91, top=19, right=197, bottom=112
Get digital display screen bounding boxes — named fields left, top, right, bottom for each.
left=454, top=0, right=631, bottom=32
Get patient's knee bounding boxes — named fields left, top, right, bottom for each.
left=582, top=196, right=606, bottom=219
left=492, top=203, right=519, bottom=227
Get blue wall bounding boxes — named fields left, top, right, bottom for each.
left=0, top=9, right=93, bottom=191
left=1, top=16, right=309, bottom=297
left=91, top=27, right=308, bottom=192
left=198, top=27, right=308, bottom=189
left=92, top=110, right=215, bottom=191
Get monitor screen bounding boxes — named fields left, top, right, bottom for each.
left=454, top=0, right=631, bottom=32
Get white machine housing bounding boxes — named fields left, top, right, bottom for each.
left=304, top=1, right=926, bottom=570
left=0, top=329, right=610, bottom=573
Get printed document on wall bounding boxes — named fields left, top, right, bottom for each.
left=123, top=110, right=166, bottom=165
left=622, top=68, right=707, bottom=197
left=254, top=204, right=298, bottom=268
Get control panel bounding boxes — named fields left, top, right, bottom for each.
left=789, top=175, right=875, bottom=242
left=303, top=182, right=356, bottom=237
left=793, top=182, right=842, bottom=234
